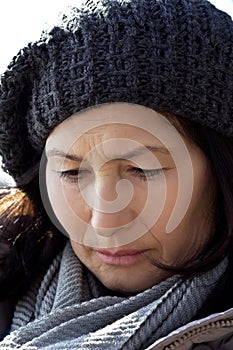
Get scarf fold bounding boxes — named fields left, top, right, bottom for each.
left=0, top=242, right=228, bottom=350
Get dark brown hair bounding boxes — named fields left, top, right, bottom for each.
left=147, top=112, right=233, bottom=277
left=0, top=179, right=66, bottom=301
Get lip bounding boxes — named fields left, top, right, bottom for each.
left=96, top=249, right=147, bottom=265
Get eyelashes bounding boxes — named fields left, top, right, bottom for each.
left=57, top=166, right=165, bottom=184
left=129, top=167, right=164, bottom=180
left=58, top=169, right=91, bottom=184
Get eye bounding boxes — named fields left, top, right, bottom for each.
left=58, top=168, right=91, bottom=184
left=129, top=167, right=164, bottom=181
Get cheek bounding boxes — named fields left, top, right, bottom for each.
left=146, top=168, right=205, bottom=264
left=149, top=169, right=178, bottom=231
left=47, top=170, right=90, bottom=224
left=46, top=171, right=65, bottom=215
left=58, top=178, right=151, bottom=224
left=70, top=240, right=88, bottom=259
left=70, top=241, right=101, bottom=273
left=62, top=184, right=91, bottom=223
left=45, top=172, right=90, bottom=243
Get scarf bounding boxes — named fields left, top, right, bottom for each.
left=0, top=242, right=228, bottom=350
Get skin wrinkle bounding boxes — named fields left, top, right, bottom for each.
left=1, top=1, right=233, bottom=346
left=45, top=103, right=216, bottom=294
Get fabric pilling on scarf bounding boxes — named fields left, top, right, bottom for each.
left=1, top=0, right=233, bottom=181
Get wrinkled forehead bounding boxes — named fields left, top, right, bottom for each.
left=45, top=103, right=181, bottom=155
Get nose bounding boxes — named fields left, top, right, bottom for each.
left=90, top=175, right=134, bottom=232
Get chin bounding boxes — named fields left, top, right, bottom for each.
left=96, top=272, right=159, bottom=295
left=102, top=280, right=146, bottom=295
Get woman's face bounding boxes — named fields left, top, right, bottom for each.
left=45, top=103, right=215, bottom=294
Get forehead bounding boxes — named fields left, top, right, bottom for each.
left=46, top=103, right=179, bottom=153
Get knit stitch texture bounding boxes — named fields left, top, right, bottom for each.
left=0, top=242, right=228, bottom=350
left=1, top=0, right=233, bottom=181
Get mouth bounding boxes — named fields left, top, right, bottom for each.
left=96, top=249, right=148, bottom=265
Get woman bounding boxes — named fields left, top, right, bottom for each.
left=1, top=0, right=233, bottom=348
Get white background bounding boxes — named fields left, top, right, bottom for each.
left=0, top=0, right=233, bottom=74
left=0, top=0, right=233, bottom=183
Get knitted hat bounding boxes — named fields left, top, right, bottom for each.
left=1, top=0, right=233, bottom=182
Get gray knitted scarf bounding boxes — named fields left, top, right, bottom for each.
left=0, top=242, right=228, bottom=350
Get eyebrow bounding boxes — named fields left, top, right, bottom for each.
left=46, top=146, right=170, bottom=162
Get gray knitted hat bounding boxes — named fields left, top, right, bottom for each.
left=1, top=0, right=233, bottom=182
